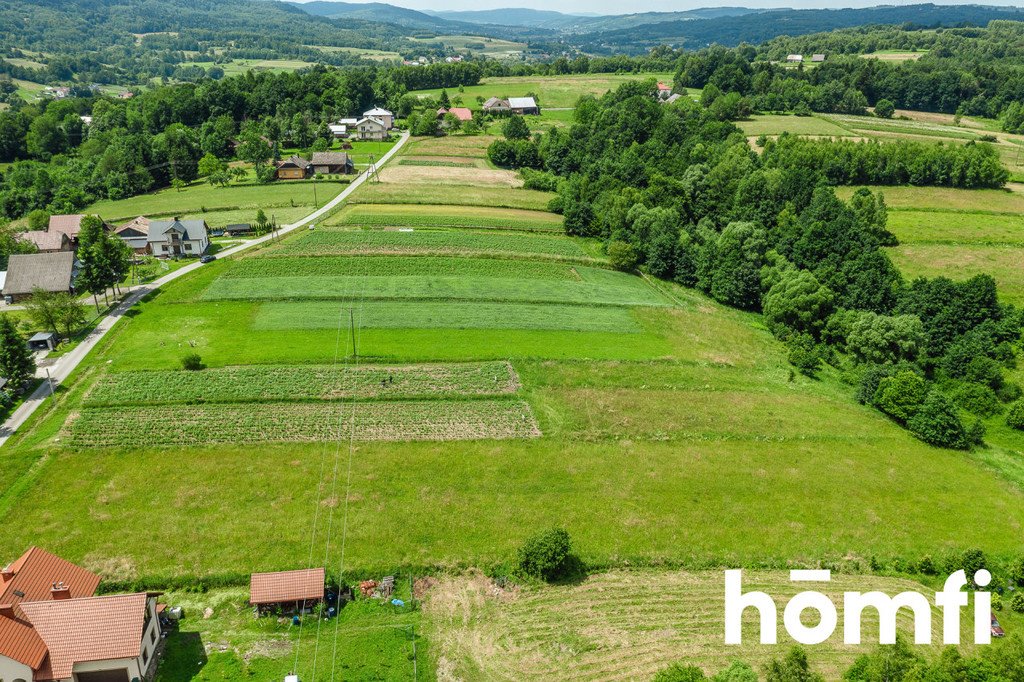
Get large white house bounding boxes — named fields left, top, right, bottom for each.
left=0, top=547, right=162, bottom=682
left=147, top=218, right=210, bottom=258
left=362, top=107, right=394, bottom=130
left=354, top=117, right=389, bottom=141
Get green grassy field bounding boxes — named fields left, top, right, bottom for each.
left=425, top=570, right=1006, bottom=680
left=351, top=182, right=554, bottom=210
left=738, top=114, right=853, bottom=137
left=410, top=73, right=676, bottom=109
left=86, top=177, right=342, bottom=223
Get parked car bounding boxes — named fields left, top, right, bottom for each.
left=992, top=612, right=1005, bottom=638
left=200, top=254, right=216, bottom=264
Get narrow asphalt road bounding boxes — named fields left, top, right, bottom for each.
left=0, top=132, right=410, bottom=448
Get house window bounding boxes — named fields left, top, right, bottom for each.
left=184, top=243, right=192, bottom=251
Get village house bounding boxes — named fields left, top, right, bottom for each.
left=114, top=216, right=150, bottom=254
left=354, top=117, right=389, bottom=141
left=250, top=567, right=325, bottom=614
left=482, top=97, right=511, bottom=114
left=310, top=151, right=354, bottom=175
left=275, top=155, right=311, bottom=180
left=508, top=96, right=540, bottom=115
left=147, top=218, right=209, bottom=258
left=437, top=107, right=473, bottom=123
left=2, top=252, right=76, bottom=303
left=657, top=82, right=673, bottom=100
left=19, top=230, right=72, bottom=253
left=0, top=547, right=162, bottom=682
left=362, top=106, right=394, bottom=130
left=328, top=117, right=360, bottom=139
left=47, top=214, right=99, bottom=248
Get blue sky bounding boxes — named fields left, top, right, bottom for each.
left=291, top=0, right=1024, bottom=15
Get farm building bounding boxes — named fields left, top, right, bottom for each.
left=663, top=93, right=684, bottom=105
left=250, top=567, right=325, bottom=613
left=47, top=214, right=100, bottom=247
left=147, top=218, right=210, bottom=258
left=114, top=216, right=151, bottom=254
left=354, top=117, right=389, bottom=141
left=3, top=252, right=76, bottom=302
left=508, top=97, right=540, bottom=115
left=224, top=223, right=252, bottom=236
left=311, top=151, right=355, bottom=175
left=19, top=230, right=72, bottom=253
left=28, top=331, right=58, bottom=351
left=437, top=107, right=473, bottom=122
left=482, top=97, right=511, bottom=114
left=276, top=155, right=311, bottom=180
left=362, top=106, right=394, bottom=129
left=329, top=118, right=359, bottom=139
left=0, top=547, right=162, bottom=682
left=811, top=53, right=826, bottom=62
left=786, top=54, right=803, bottom=63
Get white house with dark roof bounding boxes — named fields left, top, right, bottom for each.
left=362, top=107, right=393, bottom=130
left=147, top=218, right=209, bottom=258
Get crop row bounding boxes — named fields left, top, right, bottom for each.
left=85, top=361, right=520, bottom=407
left=201, top=273, right=669, bottom=307
left=224, top=256, right=580, bottom=281
left=253, top=301, right=644, bottom=333
left=66, top=399, right=541, bottom=447
left=328, top=208, right=563, bottom=233
left=275, top=229, right=591, bottom=260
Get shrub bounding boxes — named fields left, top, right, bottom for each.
left=520, top=168, right=559, bottom=192
left=654, top=664, right=707, bottom=682
left=181, top=353, right=205, bottom=371
left=964, top=356, right=1003, bottom=390
left=787, top=334, right=824, bottom=378
left=965, top=418, right=986, bottom=446
left=874, top=99, right=896, bottom=119
left=856, top=365, right=893, bottom=405
left=908, top=392, right=969, bottom=449
left=1011, top=593, right=1024, bottom=613
left=712, top=661, right=757, bottom=682
left=873, top=371, right=927, bottom=422
left=1010, top=554, right=1024, bottom=586
left=607, top=240, right=639, bottom=271
left=950, top=383, right=1002, bottom=417
left=502, top=115, right=530, bottom=140
left=516, top=528, right=572, bottom=581
left=1007, top=401, right=1024, bottom=430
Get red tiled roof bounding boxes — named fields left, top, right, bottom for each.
left=0, top=612, right=47, bottom=670
left=47, top=215, right=85, bottom=238
left=1, top=547, right=101, bottom=619
left=250, top=568, right=324, bottom=605
left=446, top=107, right=473, bottom=121
left=21, top=593, right=148, bottom=680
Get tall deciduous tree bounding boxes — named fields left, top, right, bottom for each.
left=0, top=315, right=35, bottom=390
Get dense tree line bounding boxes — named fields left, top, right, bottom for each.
left=672, top=21, right=1024, bottom=128
left=508, top=80, right=1021, bottom=449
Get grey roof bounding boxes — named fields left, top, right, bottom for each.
left=3, top=252, right=75, bottom=296
left=147, top=219, right=209, bottom=244
left=508, top=97, right=538, bottom=110
left=29, top=332, right=56, bottom=342
left=483, top=97, right=509, bottom=108
left=310, top=152, right=353, bottom=166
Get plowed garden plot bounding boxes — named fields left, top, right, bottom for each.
left=66, top=398, right=540, bottom=447
left=269, top=230, right=592, bottom=261
left=201, top=271, right=669, bottom=307
left=254, top=301, right=643, bottom=333
left=225, top=256, right=582, bottom=280
left=326, top=204, right=563, bottom=232
left=85, top=361, right=520, bottom=407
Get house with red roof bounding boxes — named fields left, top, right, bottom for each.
left=0, top=547, right=161, bottom=682
left=437, top=107, right=473, bottom=123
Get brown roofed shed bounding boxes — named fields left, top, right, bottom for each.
left=250, top=567, right=325, bottom=606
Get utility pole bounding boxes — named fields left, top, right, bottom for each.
left=45, top=368, right=55, bottom=405
left=312, top=175, right=319, bottom=209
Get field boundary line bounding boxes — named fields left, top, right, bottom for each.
left=0, top=133, right=410, bottom=449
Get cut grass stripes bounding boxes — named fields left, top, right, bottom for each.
left=327, top=204, right=564, bottom=233
left=85, top=361, right=520, bottom=407
left=253, top=301, right=644, bottom=333
left=201, top=273, right=670, bottom=307
left=224, top=256, right=583, bottom=280
left=272, top=230, right=592, bottom=261
left=66, top=398, right=541, bottom=447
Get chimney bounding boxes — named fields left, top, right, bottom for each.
left=1, top=567, right=13, bottom=583
left=51, top=582, right=71, bottom=599
left=0, top=603, right=15, bottom=618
